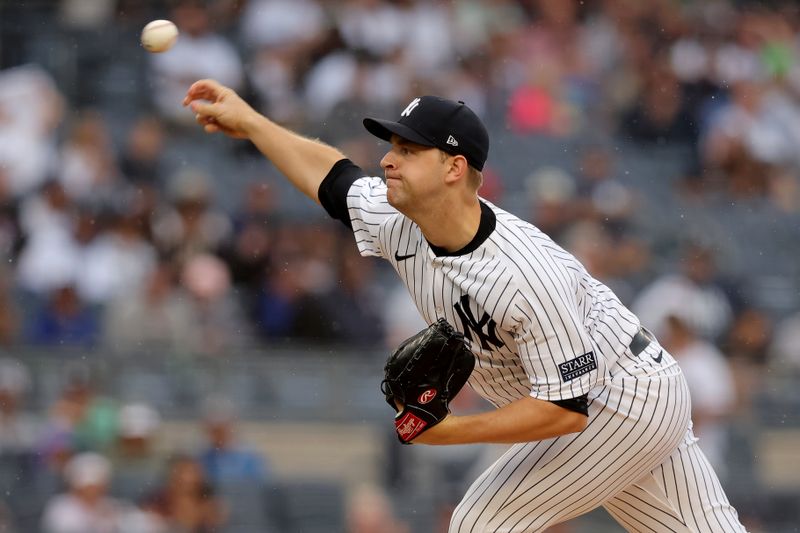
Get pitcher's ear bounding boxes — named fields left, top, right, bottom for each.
left=444, top=154, right=469, bottom=185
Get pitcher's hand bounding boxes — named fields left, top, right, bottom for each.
left=183, top=79, right=257, bottom=139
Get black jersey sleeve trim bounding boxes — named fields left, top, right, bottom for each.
left=318, top=158, right=366, bottom=229
left=550, top=393, right=589, bottom=416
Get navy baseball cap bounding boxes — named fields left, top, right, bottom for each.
left=363, top=96, right=490, bottom=171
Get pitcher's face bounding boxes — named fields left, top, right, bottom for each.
left=380, top=135, right=449, bottom=212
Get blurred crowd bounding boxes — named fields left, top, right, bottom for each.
left=0, top=358, right=270, bottom=532
left=0, top=0, right=796, bottom=353
left=0, top=0, right=800, bottom=531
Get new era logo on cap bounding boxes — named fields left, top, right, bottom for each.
left=363, top=96, right=489, bottom=170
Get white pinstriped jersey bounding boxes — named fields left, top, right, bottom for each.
left=346, top=175, right=647, bottom=407
left=319, top=160, right=746, bottom=531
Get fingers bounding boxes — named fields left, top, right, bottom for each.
left=195, top=112, right=239, bottom=137
left=185, top=79, right=249, bottom=138
left=190, top=100, right=219, bottom=119
left=183, top=79, right=225, bottom=106
left=195, top=112, right=215, bottom=126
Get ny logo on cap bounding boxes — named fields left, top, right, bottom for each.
left=401, top=98, right=421, bottom=117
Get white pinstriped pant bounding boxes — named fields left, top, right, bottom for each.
left=449, top=346, right=747, bottom=532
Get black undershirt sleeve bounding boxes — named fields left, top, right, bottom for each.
left=551, top=394, right=589, bottom=416
left=317, top=158, right=365, bottom=229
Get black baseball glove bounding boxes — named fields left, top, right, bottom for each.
left=381, top=318, right=475, bottom=444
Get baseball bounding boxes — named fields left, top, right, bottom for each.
left=141, top=20, right=179, bottom=53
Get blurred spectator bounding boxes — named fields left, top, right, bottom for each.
left=346, top=484, right=409, bottom=533
left=0, top=170, right=23, bottom=265
left=240, top=0, right=326, bottom=51
left=303, top=46, right=363, bottom=121
left=15, top=181, right=80, bottom=295
left=506, top=63, right=574, bottom=136
left=0, top=270, right=21, bottom=346
left=401, top=0, right=455, bottom=78
left=717, top=146, right=773, bottom=199
left=148, top=0, right=244, bottom=125
left=197, top=397, right=269, bottom=487
left=661, top=314, right=736, bottom=477
left=25, top=285, right=100, bottom=347
left=206, top=0, right=248, bottom=35
left=722, top=306, right=772, bottom=366
left=769, top=310, right=800, bottom=371
left=110, top=403, right=164, bottom=503
left=254, top=252, right=308, bottom=340
left=142, top=454, right=226, bottom=533
left=58, top=0, right=116, bottom=31
left=0, top=502, right=16, bottom=533
left=524, top=165, right=579, bottom=242
left=632, top=243, right=734, bottom=341
left=303, top=245, right=386, bottom=346
left=0, top=358, right=38, bottom=453
left=242, top=0, right=327, bottom=121
left=620, top=60, right=697, bottom=145
left=76, top=208, right=157, bottom=305
left=766, top=163, right=800, bottom=213
left=712, top=9, right=764, bottom=86
left=180, top=253, right=250, bottom=354
left=220, top=181, right=277, bottom=293
left=68, top=377, right=118, bottom=455
left=249, top=44, right=306, bottom=123
left=437, top=56, right=492, bottom=127
left=37, top=373, right=118, bottom=468
left=58, top=111, right=120, bottom=202
left=103, top=261, right=198, bottom=352
left=254, top=223, right=339, bottom=342
left=306, top=45, right=412, bottom=121
left=119, top=115, right=169, bottom=186
left=506, top=0, right=602, bottom=136
left=40, top=452, right=130, bottom=533
left=702, top=80, right=800, bottom=169
left=335, top=0, right=406, bottom=59
left=561, top=220, right=647, bottom=305
left=450, top=0, right=527, bottom=59
left=151, top=169, right=232, bottom=263
left=573, top=144, right=635, bottom=233
left=559, top=144, right=653, bottom=302
left=0, top=65, right=62, bottom=197
left=18, top=176, right=72, bottom=238
left=722, top=306, right=775, bottom=418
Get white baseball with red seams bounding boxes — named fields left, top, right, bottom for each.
left=141, top=20, right=179, bottom=53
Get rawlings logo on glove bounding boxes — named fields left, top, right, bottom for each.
left=418, top=389, right=437, bottom=404
left=381, top=318, right=475, bottom=444
left=395, top=412, right=427, bottom=441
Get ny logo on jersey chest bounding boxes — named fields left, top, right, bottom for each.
left=453, top=295, right=503, bottom=350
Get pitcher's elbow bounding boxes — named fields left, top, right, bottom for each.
left=562, top=411, right=588, bottom=435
